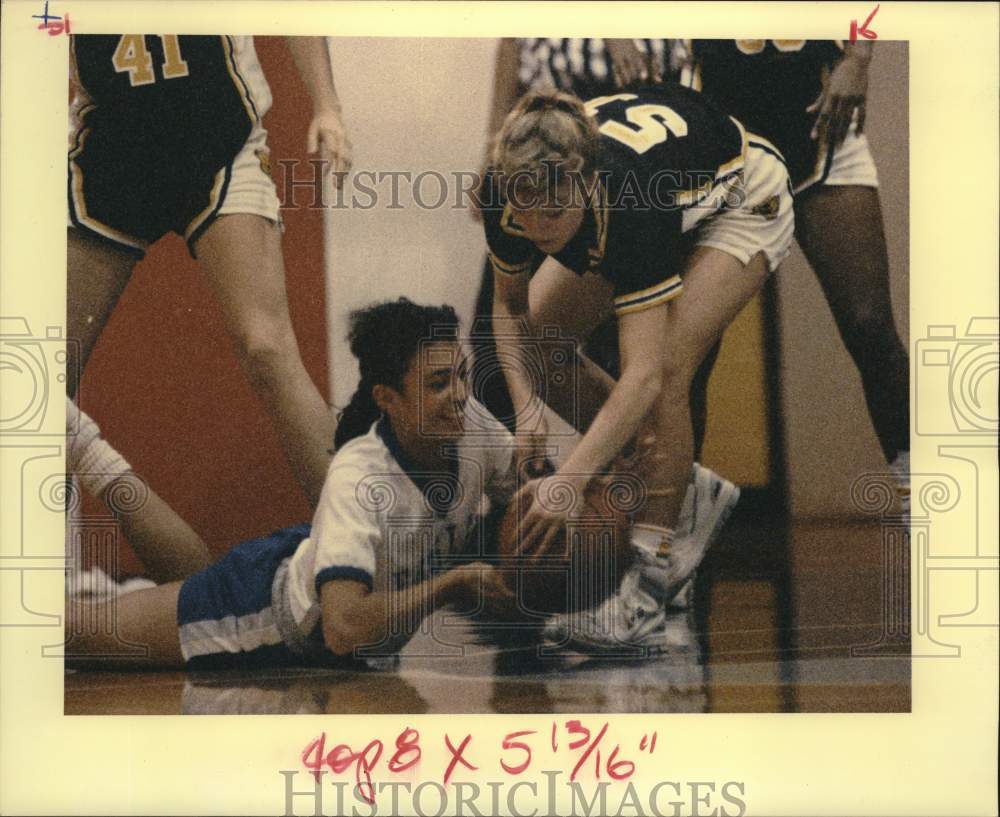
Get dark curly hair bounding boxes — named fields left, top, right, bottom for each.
left=334, top=298, right=460, bottom=449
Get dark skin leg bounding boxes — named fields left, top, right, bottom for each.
left=794, top=184, right=909, bottom=462
left=577, top=185, right=910, bottom=466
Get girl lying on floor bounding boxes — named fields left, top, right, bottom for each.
left=66, top=298, right=519, bottom=669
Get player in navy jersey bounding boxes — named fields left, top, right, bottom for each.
left=471, top=40, right=679, bottom=433
left=479, top=39, right=675, bottom=185
left=64, top=298, right=520, bottom=669
left=482, top=87, right=794, bottom=649
left=471, top=41, right=743, bottom=624
left=682, top=39, right=911, bottom=509
left=67, top=35, right=352, bottom=507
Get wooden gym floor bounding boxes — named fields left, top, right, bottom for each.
left=65, top=519, right=910, bottom=715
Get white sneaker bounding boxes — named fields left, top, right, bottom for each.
left=543, top=558, right=669, bottom=654
left=692, top=464, right=740, bottom=552
left=544, top=466, right=739, bottom=647
left=67, top=566, right=154, bottom=600
left=665, top=464, right=739, bottom=608
left=667, top=471, right=697, bottom=609
left=658, top=465, right=739, bottom=605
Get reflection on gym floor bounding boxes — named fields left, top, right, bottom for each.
left=65, top=520, right=910, bottom=715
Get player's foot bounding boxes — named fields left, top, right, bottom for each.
left=691, top=463, right=740, bottom=556
left=664, top=464, right=739, bottom=608
left=545, top=467, right=739, bottom=648
left=657, top=467, right=739, bottom=604
left=589, top=613, right=709, bottom=713
left=543, top=553, right=670, bottom=654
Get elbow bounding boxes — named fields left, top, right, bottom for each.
left=318, top=579, right=375, bottom=658
left=322, top=615, right=365, bottom=658
left=323, top=630, right=356, bottom=658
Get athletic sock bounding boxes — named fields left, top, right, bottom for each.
left=67, top=398, right=132, bottom=498
left=631, top=524, right=675, bottom=600
left=889, top=450, right=910, bottom=518
left=631, top=523, right=674, bottom=558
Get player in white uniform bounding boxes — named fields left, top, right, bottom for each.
left=68, top=35, right=352, bottom=507
left=64, top=298, right=519, bottom=669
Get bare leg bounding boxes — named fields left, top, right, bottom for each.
left=689, top=339, right=722, bottom=462
left=530, top=259, right=722, bottom=459
left=528, top=259, right=617, bottom=429
left=68, top=400, right=211, bottom=583
left=471, top=257, right=517, bottom=432
left=100, top=474, right=212, bottom=583
left=65, top=581, right=185, bottom=668
left=66, top=228, right=138, bottom=397
left=194, top=214, right=335, bottom=507
left=639, top=248, right=770, bottom=529
left=795, top=185, right=909, bottom=462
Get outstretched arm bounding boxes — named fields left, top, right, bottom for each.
left=492, top=266, right=560, bottom=472
left=486, top=38, right=525, bottom=140
left=560, top=302, right=666, bottom=477
left=285, top=36, right=353, bottom=184
left=319, top=563, right=515, bottom=657
left=513, top=302, right=667, bottom=555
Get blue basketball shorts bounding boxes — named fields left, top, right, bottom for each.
left=177, top=523, right=327, bottom=670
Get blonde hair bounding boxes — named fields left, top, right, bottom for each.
left=491, top=89, right=600, bottom=204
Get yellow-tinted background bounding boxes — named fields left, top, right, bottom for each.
left=1, top=3, right=997, bottom=815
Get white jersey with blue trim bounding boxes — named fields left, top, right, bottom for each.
left=284, top=397, right=516, bottom=655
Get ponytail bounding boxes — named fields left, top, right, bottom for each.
left=332, top=298, right=460, bottom=450
left=334, top=379, right=380, bottom=450
left=492, top=88, right=600, bottom=198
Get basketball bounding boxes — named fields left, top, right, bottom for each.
left=496, top=476, right=636, bottom=617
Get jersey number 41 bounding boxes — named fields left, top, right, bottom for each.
left=112, top=34, right=190, bottom=87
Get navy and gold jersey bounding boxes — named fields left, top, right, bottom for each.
left=71, top=35, right=269, bottom=166
left=68, top=35, right=272, bottom=254
left=684, top=39, right=844, bottom=190
left=484, top=84, right=747, bottom=316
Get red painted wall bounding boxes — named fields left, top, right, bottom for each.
left=79, top=37, right=327, bottom=571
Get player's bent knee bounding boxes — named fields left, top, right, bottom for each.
left=839, top=302, right=902, bottom=359
left=230, top=323, right=301, bottom=380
